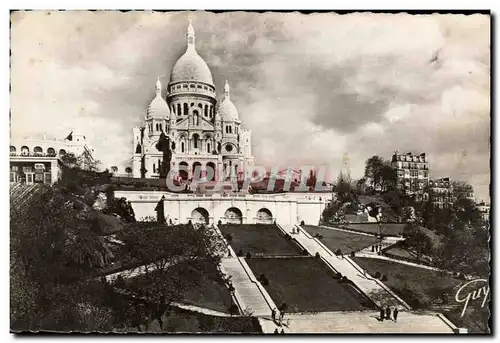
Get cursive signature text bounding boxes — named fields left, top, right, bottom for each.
left=455, top=278, right=490, bottom=318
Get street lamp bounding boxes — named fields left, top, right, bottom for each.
left=376, top=207, right=383, bottom=253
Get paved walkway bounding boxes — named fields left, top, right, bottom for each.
left=285, top=224, right=411, bottom=310
left=283, top=311, right=457, bottom=333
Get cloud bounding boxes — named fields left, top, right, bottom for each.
left=10, top=11, right=491, bottom=201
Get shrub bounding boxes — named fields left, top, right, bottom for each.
left=350, top=251, right=355, bottom=257
left=302, top=249, right=309, bottom=256
left=337, top=273, right=343, bottom=279
left=374, top=271, right=381, bottom=279
left=285, top=234, right=291, bottom=240
left=229, top=304, right=240, bottom=315
left=300, top=220, right=305, bottom=225
left=458, top=273, right=466, bottom=280
left=340, top=276, right=348, bottom=283
left=246, top=252, right=252, bottom=259
left=335, top=249, right=342, bottom=256
left=226, top=234, right=233, bottom=242
left=259, top=275, right=269, bottom=286
left=237, top=249, right=243, bottom=257
left=218, top=220, right=222, bottom=225
left=381, top=275, right=388, bottom=282
left=315, top=252, right=321, bottom=258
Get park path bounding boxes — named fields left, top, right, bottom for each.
left=280, top=224, right=411, bottom=310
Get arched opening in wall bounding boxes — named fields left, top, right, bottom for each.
left=206, top=162, right=216, bottom=182
left=177, top=104, right=181, bottom=116
left=47, top=147, right=55, bottom=156
left=184, top=103, right=189, bottom=116
left=192, top=162, right=202, bottom=180
left=33, top=146, right=43, bottom=155
left=179, top=161, right=189, bottom=180
left=21, top=146, right=29, bottom=155
left=256, top=208, right=273, bottom=224
left=204, top=105, right=208, bottom=117
left=193, top=134, right=200, bottom=149
left=224, top=207, right=243, bottom=224
left=59, top=149, right=66, bottom=156
left=10, top=146, right=16, bottom=154
left=191, top=207, right=209, bottom=224
left=181, top=141, right=185, bottom=153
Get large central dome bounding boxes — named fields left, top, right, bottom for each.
left=169, top=21, right=214, bottom=86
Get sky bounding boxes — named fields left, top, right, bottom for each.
left=10, top=11, right=491, bottom=201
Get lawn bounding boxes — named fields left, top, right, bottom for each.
left=351, top=257, right=490, bottom=333
left=302, top=225, right=378, bottom=253
left=219, top=224, right=303, bottom=256
left=122, top=264, right=232, bottom=314
left=246, top=257, right=376, bottom=313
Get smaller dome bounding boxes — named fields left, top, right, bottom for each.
left=147, top=78, right=170, bottom=118
left=217, top=80, right=239, bottom=121
left=218, top=98, right=239, bottom=121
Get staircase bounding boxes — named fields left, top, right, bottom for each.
left=221, top=257, right=275, bottom=317
left=285, top=224, right=410, bottom=310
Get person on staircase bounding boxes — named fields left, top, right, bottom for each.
left=385, top=307, right=392, bottom=321
left=393, top=308, right=399, bottom=322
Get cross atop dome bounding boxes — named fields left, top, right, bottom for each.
left=224, top=80, right=230, bottom=99
left=187, top=18, right=195, bottom=48
left=155, top=76, right=162, bottom=95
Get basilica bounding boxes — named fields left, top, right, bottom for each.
left=131, top=21, right=254, bottom=181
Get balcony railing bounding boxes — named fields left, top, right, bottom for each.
left=10, top=152, right=58, bottom=158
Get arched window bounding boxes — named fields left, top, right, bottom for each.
left=10, top=146, right=16, bottom=153
left=34, top=146, right=43, bottom=155
left=47, top=147, right=55, bottom=155
left=198, top=103, right=203, bottom=109
left=193, top=134, right=199, bottom=149
left=204, top=105, right=208, bottom=117
left=59, top=149, right=66, bottom=155
left=21, top=146, right=29, bottom=155
left=207, top=143, right=211, bottom=153
left=172, top=105, right=175, bottom=114
left=181, top=142, right=185, bottom=153
left=159, top=123, right=162, bottom=132
left=184, top=103, right=189, bottom=116
left=153, top=163, right=156, bottom=173
left=177, top=104, right=181, bottom=116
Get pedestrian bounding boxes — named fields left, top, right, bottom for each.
left=380, top=308, right=385, bottom=321
left=274, top=328, right=279, bottom=334
left=271, top=308, right=276, bottom=322
left=385, top=307, right=391, bottom=321
left=393, top=308, right=399, bottom=322
left=280, top=329, right=285, bottom=334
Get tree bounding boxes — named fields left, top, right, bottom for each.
left=125, top=167, right=133, bottom=177
left=111, top=166, right=118, bottom=173
left=404, top=225, right=433, bottom=262
left=116, top=222, right=225, bottom=328
left=364, top=156, right=384, bottom=190
left=10, top=186, right=115, bottom=331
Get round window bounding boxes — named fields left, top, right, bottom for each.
left=225, top=144, right=233, bottom=152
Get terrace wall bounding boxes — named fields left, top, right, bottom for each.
left=115, top=190, right=328, bottom=225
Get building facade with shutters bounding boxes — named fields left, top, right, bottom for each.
left=391, top=151, right=430, bottom=202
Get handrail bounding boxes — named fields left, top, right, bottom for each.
left=236, top=257, right=277, bottom=312
left=343, top=256, right=412, bottom=310
left=217, top=263, right=244, bottom=315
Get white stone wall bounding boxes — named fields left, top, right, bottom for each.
left=115, top=190, right=329, bottom=225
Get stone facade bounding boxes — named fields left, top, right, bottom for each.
left=132, top=21, right=254, bottom=181
left=9, top=133, right=94, bottom=185
left=115, top=190, right=332, bottom=226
